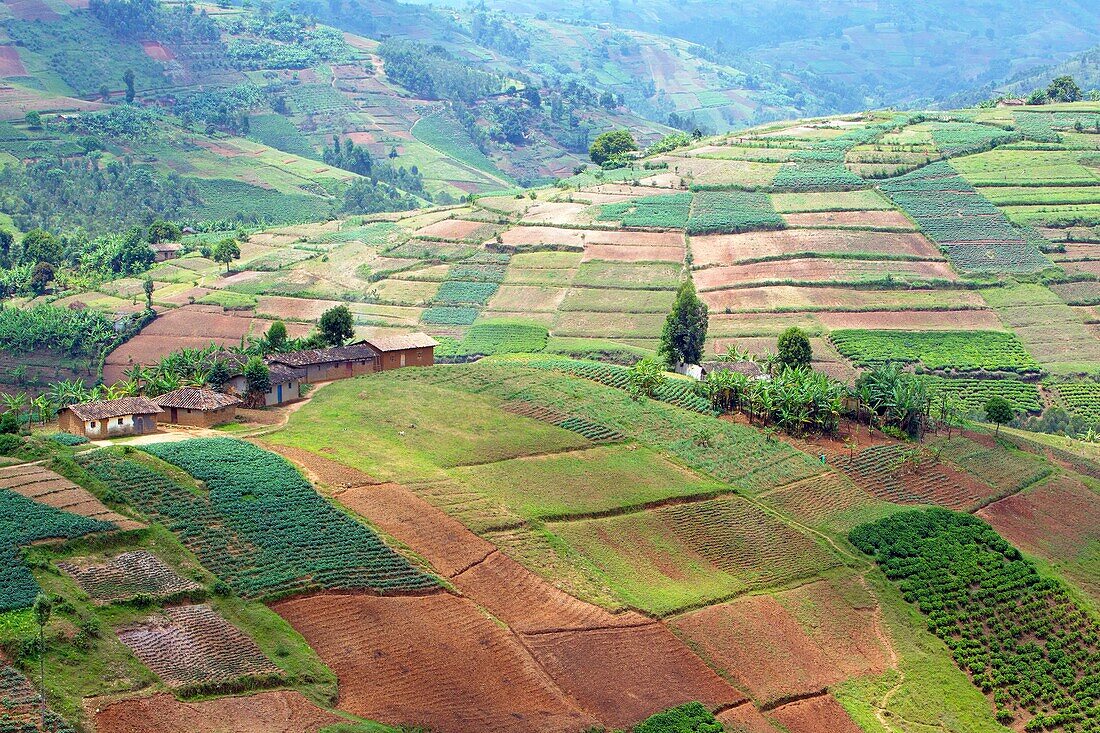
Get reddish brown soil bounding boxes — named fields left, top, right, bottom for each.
left=0, top=47, right=27, bottom=77
left=817, top=309, right=1004, bottom=330
left=89, top=691, right=340, bottom=733
left=671, top=595, right=844, bottom=705
left=454, top=550, right=650, bottom=633
left=4, top=0, right=58, bottom=20
left=522, top=202, right=590, bottom=226
left=834, top=444, right=1000, bottom=510
left=582, top=243, right=684, bottom=262
left=691, top=230, right=938, bottom=267
left=768, top=694, right=862, bottom=733
left=264, top=443, right=380, bottom=490
left=274, top=592, right=595, bottom=733
left=255, top=295, right=341, bottom=321
left=978, top=474, right=1100, bottom=566
left=694, top=258, right=955, bottom=289
left=139, top=40, right=175, bottom=61
left=0, top=464, right=142, bottom=530
left=501, top=226, right=683, bottom=249
left=335, top=483, right=495, bottom=578
left=520, top=623, right=745, bottom=729
left=700, top=285, right=986, bottom=313
left=782, top=210, right=915, bottom=229
left=415, top=219, right=486, bottom=240
left=718, top=704, right=781, bottom=732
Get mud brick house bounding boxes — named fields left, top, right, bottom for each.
left=149, top=242, right=183, bottom=262
left=58, top=397, right=162, bottom=439
left=215, top=352, right=304, bottom=407
left=361, top=333, right=438, bottom=371
left=155, top=387, right=241, bottom=428
left=266, top=344, right=379, bottom=383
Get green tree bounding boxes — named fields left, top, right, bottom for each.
left=142, top=277, right=154, bottom=311
left=32, top=593, right=51, bottom=728
left=319, top=305, right=354, bottom=347
left=21, top=228, right=62, bottom=266
left=776, top=327, right=812, bottom=370
left=984, top=396, right=1014, bottom=437
left=1045, top=75, right=1082, bottom=103
left=123, top=69, right=136, bottom=103
left=243, top=356, right=271, bottom=396
left=30, top=262, right=54, bottom=295
left=146, top=219, right=181, bottom=243
left=212, top=238, right=241, bottom=273
left=266, top=320, right=288, bottom=352
left=589, top=128, right=637, bottom=165
left=24, top=111, right=42, bottom=129
left=208, top=358, right=231, bottom=392
left=658, top=280, right=708, bottom=366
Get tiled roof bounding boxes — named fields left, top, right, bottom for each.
left=155, top=387, right=241, bottom=411
left=361, top=333, right=438, bottom=352
left=266, top=344, right=378, bottom=368
left=67, top=397, right=163, bottom=421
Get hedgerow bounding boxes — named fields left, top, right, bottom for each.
left=851, top=509, right=1099, bottom=731
left=79, top=442, right=437, bottom=599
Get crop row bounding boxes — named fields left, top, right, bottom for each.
left=78, top=444, right=438, bottom=599
left=929, top=122, right=1020, bottom=158
left=598, top=193, right=692, bottom=228
left=435, top=320, right=548, bottom=357
left=830, top=329, right=1041, bottom=374
left=433, top=280, right=499, bottom=305
left=851, top=509, right=1100, bottom=731
left=919, top=376, right=1042, bottom=416
left=0, top=665, right=75, bottom=733
left=421, top=306, right=479, bottom=325
left=502, top=400, right=625, bottom=443
left=1013, top=112, right=1061, bottom=143
left=1049, top=380, right=1100, bottom=424
left=834, top=444, right=986, bottom=510
left=685, top=190, right=784, bottom=234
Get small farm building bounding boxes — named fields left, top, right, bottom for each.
left=58, top=397, right=162, bottom=439
left=267, top=344, right=379, bottom=383
left=215, top=352, right=304, bottom=406
left=155, top=387, right=241, bottom=427
left=149, top=242, right=183, bottom=262
left=361, top=333, right=437, bottom=371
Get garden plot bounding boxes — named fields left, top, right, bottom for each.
left=448, top=444, right=729, bottom=521
left=707, top=312, right=823, bottom=338
left=700, top=285, right=986, bottom=313
left=690, top=229, right=940, bottom=266
left=772, top=190, right=893, bottom=213
left=274, top=592, right=596, bottom=733
left=582, top=243, right=684, bottom=262
left=547, top=495, right=840, bottom=615
left=659, top=156, right=781, bottom=187
left=1050, top=381, right=1100, bottom=423
left=413, top=218, right=493, bottom=241
left=758, top=471, right=894, bottom=533
left=694, top=258, right=955, bottom=289
left=559, top=287, right=675, bottom=313
left=978, top=474, right=1100, bottom=602
left=0, top=464, right=141, bottom=530
left=833, top=444, right=998, bottom=510
left=828, top=329, right=1039, bottom=373
left=931, top=435, right=1052, bottom=496
left=91, top=691, right=341, bottom=733
left=486, top=285, right=568, bottom=312
left=522, top=201, right=594, bottom=226
left=816, top=309, right=1004, bottom=331
left=769, top=695, right=862, bottom=733
left=369, top=278, right=439, bottom=305
left=553, top=311, right=666, bottom=340
left=117, top=605, right=280, bottom=690
left=782, top=210, right=916, bottom=229
left=571, top=261, right=683, bottom=290
left=952, top=148, right=1100, bottom=187
left=521, top=623, right=744, bottom=730
left=0, top=664, right=71, bottom=733
left=59, top=551, right=201, bottom=603
left=982, top=283, right=1100, bottom=373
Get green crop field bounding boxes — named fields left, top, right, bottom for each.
left=830, top=329, right=1041, bottom=373
left=598, top=193, right=693, bottom=228
left=685, top=190, right=783, bottom=234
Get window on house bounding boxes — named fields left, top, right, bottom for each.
left=118, top=418, right=124, bottom=425
left=90, top=421, right=97, bottom=428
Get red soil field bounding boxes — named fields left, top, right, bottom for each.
left=275, top=592, right=594, bottom=733
left=90, top=691, right=341, bottom=733
left=415, top=219, right=487, bottom=240
left=335, top=483, right=495, bottom=578
left=263, top=443, right=380, bottom=490
left=59, top=551, right=202, bottom=603
left=694, top=258, right=956, bottom=289
left=0, top=464, right=142, bottom=530
left=768, top=694, right=862, bottom=733
left=582, top=243, right=684, bottom=262
left=0, top=47, right=27, bottom=77
left=255, top=295, right=341, bottom=321
left=691, top=230, right=939, bottom=267
left=589, top=230, right=685, bottom=247
left=4, top=0, right=58, bottom=20
left=782, top=210, right=915, bottom=229
left=672, top=595, right=847, bottom=704
left=718, top=704, right=781, bottom=732
left=700, top=285, right=987, bottom=313
left=978, top=474, right=1100, bottom=569
left=453, top=550, right=650, bottom=633
left=520, top=623, right=745, bottom=729
left=817, top=309, right=1005, bottom=330
left=500, top=226, right=684, bottom=250
left=834, top=445, right=998, bottom=510
left=139, top=40, right=175, bottom=62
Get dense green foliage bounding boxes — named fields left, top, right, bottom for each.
left=79, top=442, right=438, bottom=599
left=1049, top=380, right=1100, bottom=424
left=831, top=329, right=1041, bottom=374
left=920, top=376, right=1042, bottom=416
left=599, top=194, right=692, bottom=228
left=930, top=122, right=1020, bottom=157
left=634, top=702, right=722, bottom=733
left=685, top=190, right=783, bottom=234
left=776, top=326, right=812, bottom=369
left=437, top=321, right=548, bottom=357
left=222, top=11, right=354, bottom=69
left=659, top=280, right=708, bottom=365
left=851, top=509, right=1100, bottom=731
left=0, top=490, right=113, bottom=613
left=589, top=129, right=638, bottom=165
left=421, top=306, right=480, bottom=326
left=379, top=39, right=503, bottom=103
left=854, top=363, right=931, bottom=437
left=0, top=305, right=121, bottom=359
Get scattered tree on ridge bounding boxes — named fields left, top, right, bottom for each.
left=984, top=395, right=1014, bottom=437
left=212, top=237, right=241, bottom=273
left=776, top=326, right=812, bottom=370
left=1045, top=75, right=1083, bottom=103
left=658, top=279, right=708, bottom=366
left=319, top=305, right=354, bottom=347
left=589, top=129, right=637, bottom=165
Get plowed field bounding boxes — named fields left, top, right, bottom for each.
left=691, top=230, right=939, bottom=267
left=694, top=258, right=955, bottom=289
left=0, top=464, right=141, bottom=530
left=90, top=691, right=340, bottom=733
left=768, top=694, right=862, bottom=733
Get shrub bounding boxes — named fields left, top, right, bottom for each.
left=49, top=432, right=89, bottom=446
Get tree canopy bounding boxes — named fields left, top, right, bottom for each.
left=319, top=305, right=354, bottom=347
left=777, top=327, right=812, bottom=369
left=658, top=279, right=708, bottom=366
left=589, top=129, right=638, bottom=165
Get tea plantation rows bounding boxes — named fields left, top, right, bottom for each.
left=78, top=441, right=438, bottom=599
left=829, top=329, right=1041, bottom=374
left=851, top=509, right=1100, bottom=731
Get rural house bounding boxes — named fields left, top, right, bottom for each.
left=149, top=242, right=183, bottom=262
left=361, top=333, right=438, bottom=371
left=266, top=343, right=379, bottom=383
left=58, top=397, right=162, bottom=439
left=214, top=352, right=304, bottom=406
left=155, top=387, right=242, bottom=428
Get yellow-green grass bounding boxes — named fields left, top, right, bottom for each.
left=448, top=444, right=728, bottom=521
left=369, top=278, right=440, bottom=305
left=1000, top=203, right=1100, bottom=226
left=757, top=471, right=903, bottom=534
left=502, top=265, right=579, bottom=287
left=486, top=285, right=568, bottom=312
left=978, top=186, right=1100, bottom=205
left=269, top=375, right=591, bottom=483
left=981, top=283, right=1100, bottom=373
left=571, top=261, right=682, bottom=289
left=952, top=149, right=1100, bottom=186
left=558, top=286, right=676, bottom=313
left=771, top=189, right=894, bottom=213
left=552, top=310, right=667, bottom=339
left=544, top=495, right=841, bottom=615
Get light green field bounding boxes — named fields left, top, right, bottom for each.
left=771, top=189, right=895, bottom=212
left=952, top=148, right=1100, bottom=186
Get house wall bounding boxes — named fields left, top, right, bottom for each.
left=64, top=413, right=157, bottom=439
left=227, top=375, right=300, bottom=406
left=159, top=405, right=237, bottom=428
left=58, top=410, right=84, bottom=437
left=376, top=347, right=434, bottom=371
left=295, top=358, right=376, bottom=384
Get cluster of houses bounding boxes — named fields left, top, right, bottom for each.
left=57, top=334, right=437, bottom=440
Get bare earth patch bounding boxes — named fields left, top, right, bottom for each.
left=0, top=464, right=142, bottom=530
left=89, top=691, right=340, bottom=733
